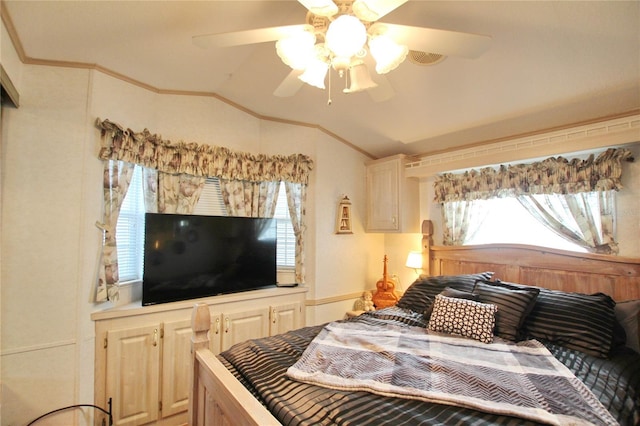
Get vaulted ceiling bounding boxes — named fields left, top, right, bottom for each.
left=3, top=1, right=639, bottom=158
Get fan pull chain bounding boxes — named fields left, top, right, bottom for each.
left=344, top=69, right=349, bottom=93
left=327, top=69, right=332, bottom=106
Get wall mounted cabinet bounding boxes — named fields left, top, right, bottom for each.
left=366, top=154, right=419, bottom=233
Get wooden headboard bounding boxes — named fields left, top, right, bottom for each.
left=421, top=220, right=640, bottom=302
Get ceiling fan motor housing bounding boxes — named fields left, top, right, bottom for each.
left=305, top=1, right=443, bottom=70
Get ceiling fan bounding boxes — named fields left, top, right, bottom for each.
left=193, top=0, right=491, bottom=101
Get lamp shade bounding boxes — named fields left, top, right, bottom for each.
left=352, top=0, right=379, bottom=22
left=298, top=0, right=339, bottom=17
left=343, top=62, right=378, bottom=93
left=299, top=56, right=329, bottom=89
left=369, top=34, right=408, bottom=74
left=405, top=251, right=423, bottom=270
left=275, top=28, right=316, bottom=70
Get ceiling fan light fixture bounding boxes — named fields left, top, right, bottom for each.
left=299, top=56, right=329, bottom=89
left=298, top=0, right=339, bottom=17
left=369, top=33, right=408, bottom=74
left=343, top=61, right=378, bottom=93
left=325, top=15, right=367, bottom=58
left=275, top=28, right=316, bottom=70
left=331, top=55, right=352, bottom=75
left=352, top=0, right=380, bottom=22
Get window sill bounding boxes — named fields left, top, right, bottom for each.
left=111, top=280, right=142, bottom=307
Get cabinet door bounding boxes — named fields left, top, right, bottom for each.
left=366, top=159, right=400, bottom=231
left=220, top=308, right=269, bottom=352
left=270, top=302, right=301, bottom=336
left=106, top=324, right=160, bottom=426
left=161, top=319, right=192, bottom=418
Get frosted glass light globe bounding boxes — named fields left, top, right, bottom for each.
left=369, top=34, right=408, bottom=74
left=276, top=29, right=316, bottom=70
left=325, top=15, right=367, bottom=58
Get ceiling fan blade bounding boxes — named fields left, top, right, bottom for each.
left=370, top=23, right=491, bottom=59
left=297, top=0, right=339, bottom=17
left=193, top=25, right=309, bottom=49
left=352, top=0, right=408, bottom=21
left=367, top=74, right=395, bottom=102
left=274, top=70, right=305, bottom=97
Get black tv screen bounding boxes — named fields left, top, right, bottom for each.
left=142, top=213, right=277, bottom=306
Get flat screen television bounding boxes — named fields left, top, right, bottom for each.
left=142, top=213, right=277, bottom=306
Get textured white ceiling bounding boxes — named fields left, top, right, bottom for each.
left=4, top=0, right=639, bottom=158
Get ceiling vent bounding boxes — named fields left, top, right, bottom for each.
left=408, top=50, right=446, bottom=66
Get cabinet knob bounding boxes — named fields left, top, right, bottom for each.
left=272, top=308, right=277, bottom=324
left=214, top=318, right=220, bottom=335
left=153, top=329, right=158, bottom=347
left=225, top=317, right=230, bottom=333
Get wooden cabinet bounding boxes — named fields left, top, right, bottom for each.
left=219, top=307, right=270, bottom=352
left=104, top=320, right=193, bottom=425
left=209, top=301, right=302, bottom=353
left=366, top=154, right=419, bottom=232
left=269, top=302, right=302, bottom=336
left=161, top=319, right=192, bottom=418
left=105, top=324, right=160, bottom=426
left=93, top=286, right=306, bottom=425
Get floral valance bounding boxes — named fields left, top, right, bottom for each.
left=95, top=118, right=314, bottom=185
left=434, top=148, right=634, bottom=203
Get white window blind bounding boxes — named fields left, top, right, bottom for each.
left=193, top=178, right=228, bottom=216
left=115, top=166, right=145, bottom=282
left=274, top=182, right=296, bottom=268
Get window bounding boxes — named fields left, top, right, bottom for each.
left=115, top=168, right=295, bottom=283
left=193, top=177, right=228, bottom=216
left=462, top=197, right=587, bottom=252
left=274, top=182, right=296, bottom=268
left=115, top=167, right=145, bottom=282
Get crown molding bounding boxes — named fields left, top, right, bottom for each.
left=406, top=112, right=640, bottom=177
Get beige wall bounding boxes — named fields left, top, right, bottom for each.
left=2, top=64, right=95, bottom=426
left=0, top=62, right=383, bottom=424
left=617, top=142, right=640, bottom=257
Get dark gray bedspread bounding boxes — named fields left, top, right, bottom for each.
left=218, top=307, right=640, bottom=426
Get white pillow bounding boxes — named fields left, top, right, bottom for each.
left=428, top=294, right=497, bottom=343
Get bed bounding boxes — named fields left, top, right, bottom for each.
left=190, top=220, right=640, bottom=426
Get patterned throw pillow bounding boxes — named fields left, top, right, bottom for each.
left=428, top=294, right=497, bottom=343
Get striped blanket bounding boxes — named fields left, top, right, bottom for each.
left=287, top=320, right=617, bottom=426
